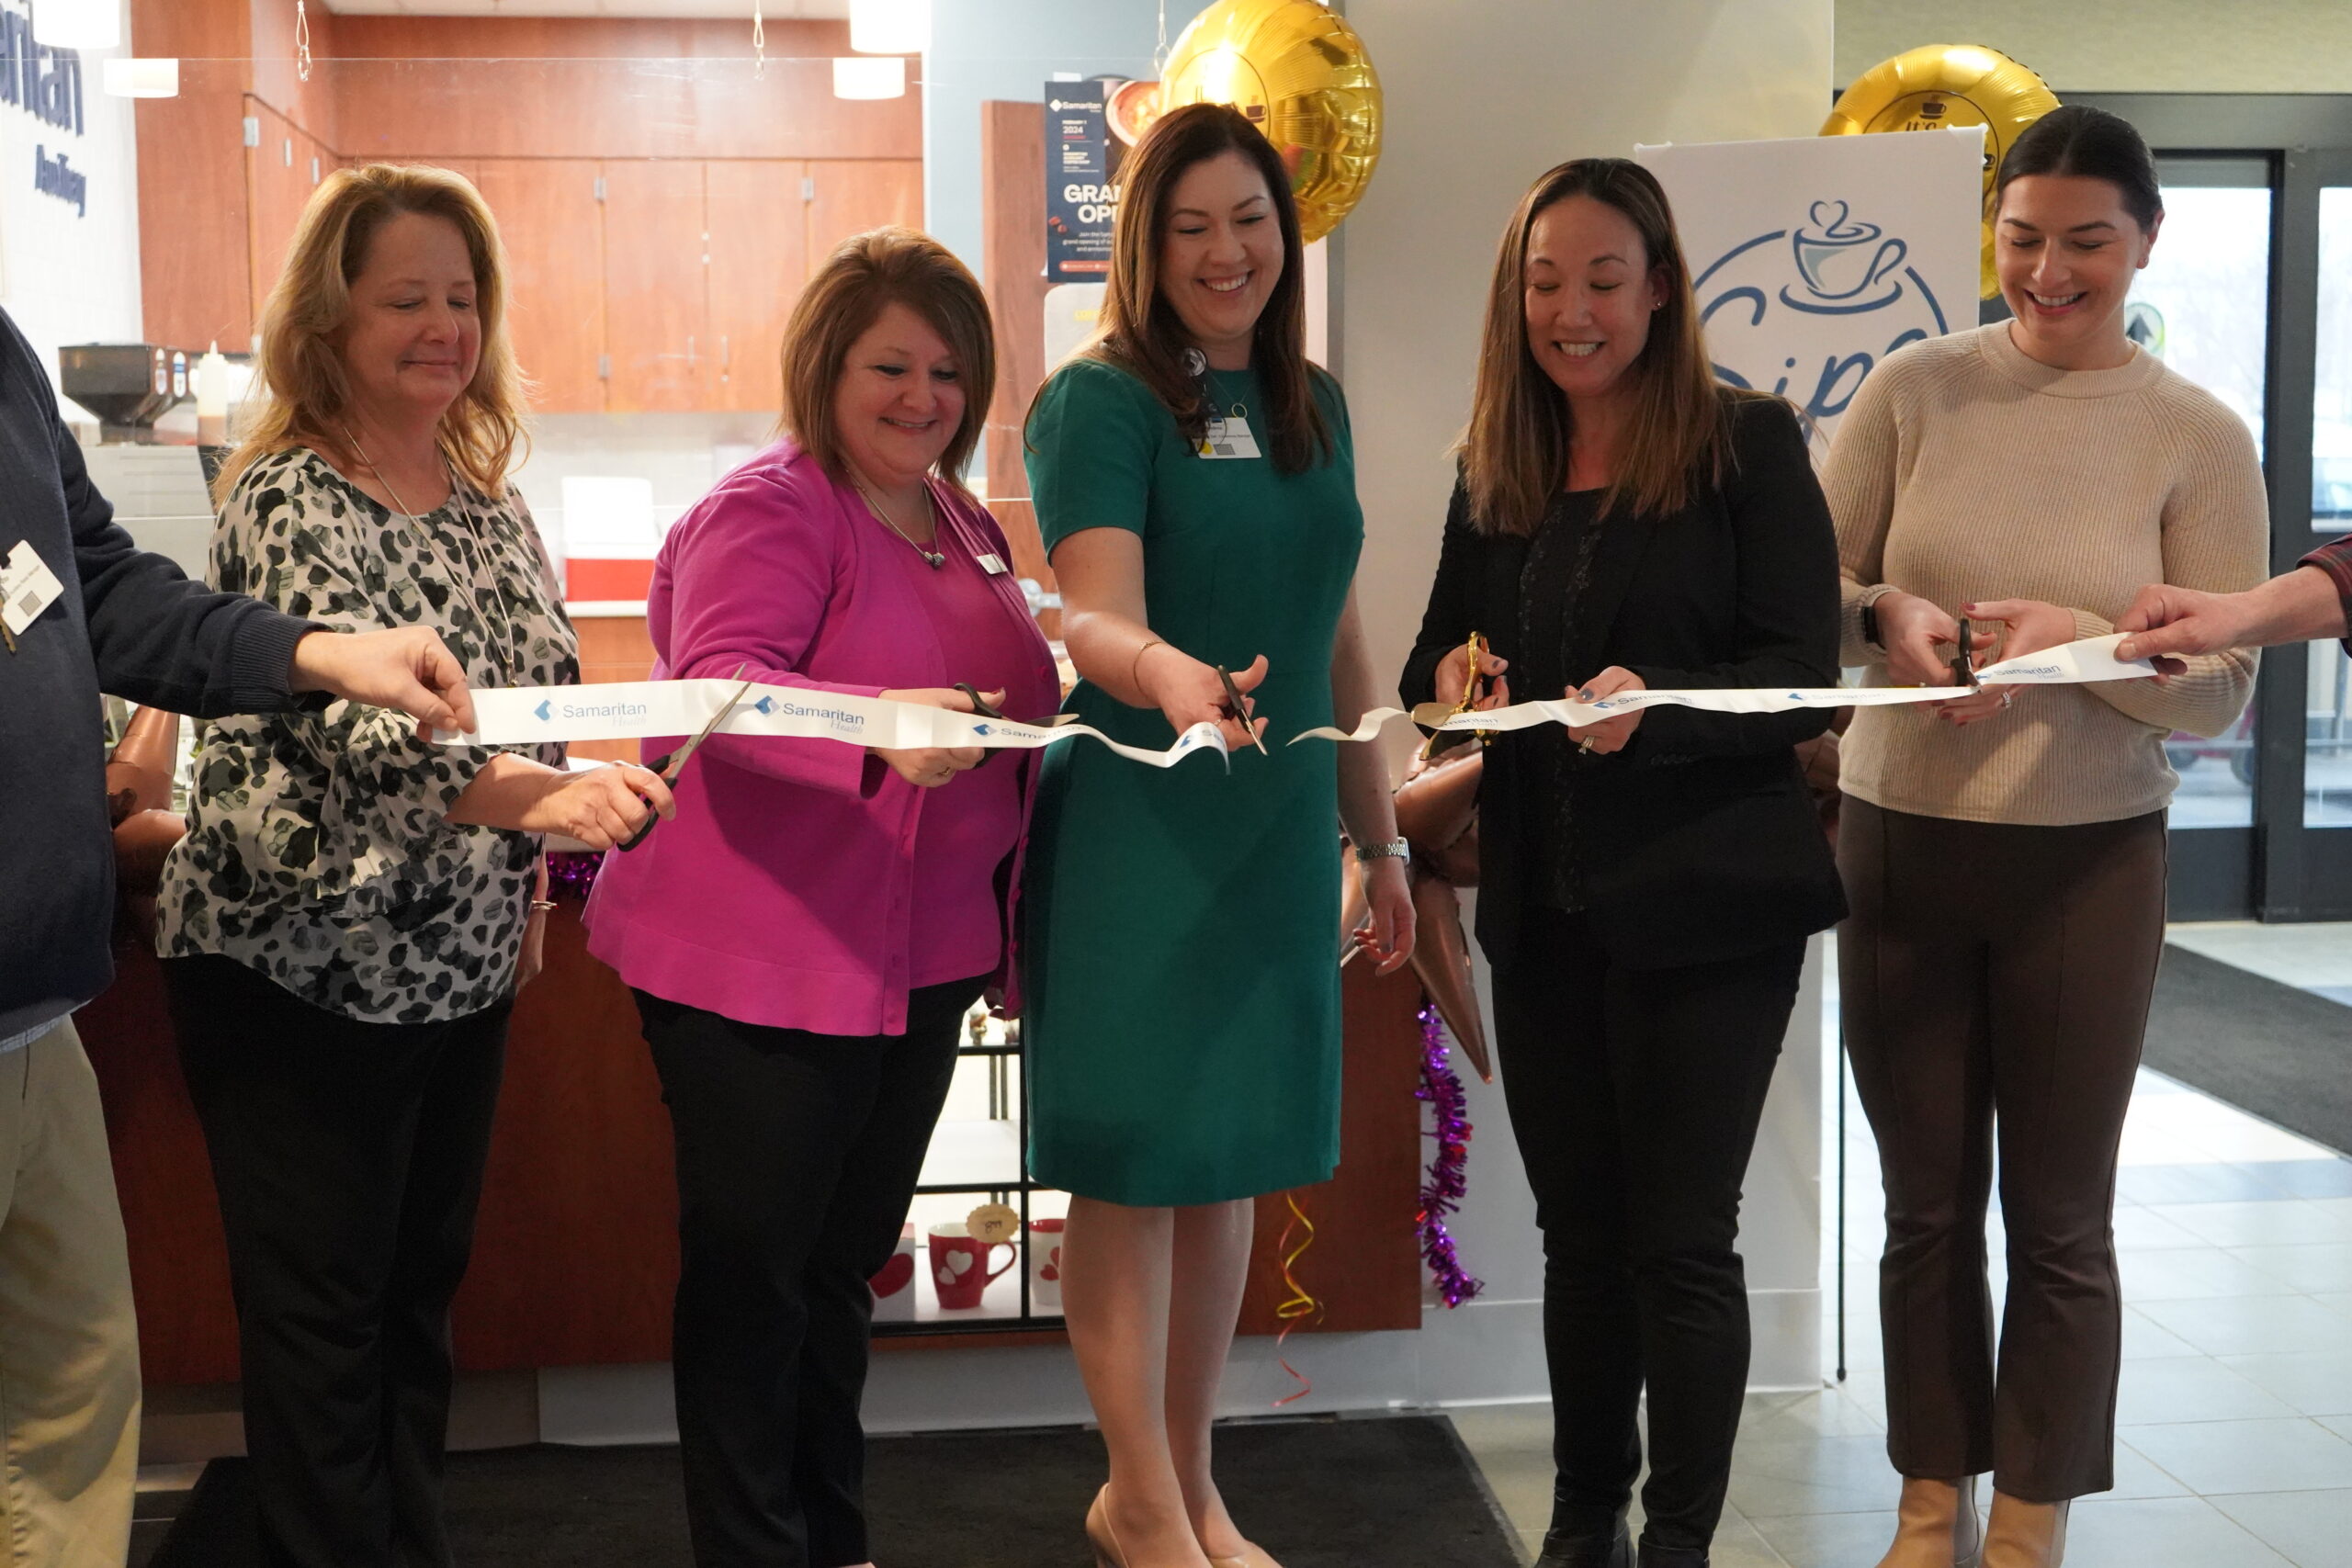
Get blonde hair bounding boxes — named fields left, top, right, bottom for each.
left=214, top=163, right=527, bottom=506
left=1463, top=157, right=1752, bottom=535
left=780, top=226, right=995, bottom=491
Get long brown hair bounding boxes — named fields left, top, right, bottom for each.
left=780, top=226, right=995, bottom=494
left=1058, top=100, right=1330, bottom=473
left=215, top=163, right=526, bottom=506
left=1461, top=157, right=1747, bottom=535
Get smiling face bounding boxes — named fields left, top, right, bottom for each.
left=1158, top=149, right=1284, bottom=369
left=832, top=299, right=967, bottom=494
left=1996, top=173, right=2162, bottom=370
left=335, top=209, right=481, bottom=427
left=1522, top=195, right=1667, bottom=408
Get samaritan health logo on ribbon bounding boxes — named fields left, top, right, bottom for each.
left=1695, top=197, right=1950, bottom=436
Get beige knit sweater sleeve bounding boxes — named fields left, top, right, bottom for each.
left=2065, top=384, right=2266, bottom=739
left=1828, top=361, right=1902, bottom=670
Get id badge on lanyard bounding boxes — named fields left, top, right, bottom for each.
left=1197, top=406, right=1262, bottom=461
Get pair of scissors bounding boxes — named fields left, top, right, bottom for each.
left=1213, top=663, right=1272, bottom=756
left=618, top=664, right=755, bottom=852
left=1419, top=630, right=1494, bottom=761
left=1951, top=615, right=1981, bottom=689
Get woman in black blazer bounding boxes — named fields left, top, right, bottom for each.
left=1401, top=159, right=1844, bottom=1568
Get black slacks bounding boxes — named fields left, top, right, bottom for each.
left=638, top=976, right=984, bottom=1568
left=1492, top=908, right=1804, bottom=1554
left=162, top=952, right=509, bottom=1568
left=1839, top=797, right=2166, bottom=1502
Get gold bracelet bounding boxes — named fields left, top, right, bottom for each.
left=529, top=899, right=557, bottom=912
left=1130, top=637, right=1168, bottom=694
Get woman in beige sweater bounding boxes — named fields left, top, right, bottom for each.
left=1829, top=107, right=2266, bottom=1568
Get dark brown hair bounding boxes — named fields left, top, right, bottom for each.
left=1067, top=100, right=1330, bottom=474
left=781, top=226, right=995, bottom=491
left=1461, top=157, right=1749, bottom=536
left=1996, top=104, right=2164, bottom=232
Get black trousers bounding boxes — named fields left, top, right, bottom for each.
left=161, top=953, right=510, bottom=1568
left=1493, top=908, right=1804, bottom=1554
left=639, top=976, right=984, bottom=1568
left=1839, top=797, right=2166, bottom=1501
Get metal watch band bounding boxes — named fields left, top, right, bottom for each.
left=1355, top=838, right=1411, bottom=863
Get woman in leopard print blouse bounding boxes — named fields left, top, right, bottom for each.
left=153, top=164, right=672, bottom=1568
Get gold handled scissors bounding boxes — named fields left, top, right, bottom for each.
left=1419, top=631, right=1494, bottom=761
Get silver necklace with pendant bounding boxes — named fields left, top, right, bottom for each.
left=854, top=475, right=945, bottom=570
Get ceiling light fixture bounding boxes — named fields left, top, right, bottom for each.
left=848, top=0, right=929, bottom=56
left=30, top=0, right=120, bottom=51
left=102, top=57, right=179, bottom=98
left=832, top=54, right=906, bottom=100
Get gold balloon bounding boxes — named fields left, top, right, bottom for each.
left=1159, top=0, right=1383, bottom=243
left=1820, top=44, right=2060, bottom=299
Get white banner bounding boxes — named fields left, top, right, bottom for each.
left=1636, top=127, right=1985, bottom=452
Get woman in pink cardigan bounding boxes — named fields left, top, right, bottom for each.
left=584, top=230, right=1056, bottom=1568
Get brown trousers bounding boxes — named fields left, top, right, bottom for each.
left=1838, top=796, right=2167, bottom=1502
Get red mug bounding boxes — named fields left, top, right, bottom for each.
left=868, top=1223, right=917, bottom=1323
left=928, top=1222, right=1016, bottom=1310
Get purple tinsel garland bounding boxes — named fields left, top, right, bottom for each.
left=1414, top=1001, right=1485, bottom=1307
left=552, top=849, right=1483, bottom=1304
left=546, top=850, right=602, bottom=902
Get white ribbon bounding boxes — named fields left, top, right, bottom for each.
left=446, top=635, right=2160, bottom=762
left=1290, top=634, right=2164, bottom=744
left=444, top=681, right=1234, bottom=770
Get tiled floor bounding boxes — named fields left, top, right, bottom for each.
left=1456, top=922, right=2352, bottom=1567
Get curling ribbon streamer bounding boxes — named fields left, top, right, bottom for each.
left=441, top=680, right=1232, bottom=770
left=1416, top=1003, right=1484, bottom=1309
left=1270, top=1194, right=1324, bottom=1408
left=1292, top=633, right=2165, bottom=745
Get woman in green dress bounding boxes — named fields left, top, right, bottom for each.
left=1023, top=103, right=1415, bottom=1568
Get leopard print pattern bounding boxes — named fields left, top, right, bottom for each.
left=155, top=447, right=581, bottom=1023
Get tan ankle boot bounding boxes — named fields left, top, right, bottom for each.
left=1874, top=1476, right=1982, bottom=1568
left=1982, top=1493, right=2068, bottom=1568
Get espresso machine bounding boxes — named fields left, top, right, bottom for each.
left=59, top=344, right=216, bottom=579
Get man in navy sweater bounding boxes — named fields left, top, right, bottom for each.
left=0, top=310, right=476, bottom=1566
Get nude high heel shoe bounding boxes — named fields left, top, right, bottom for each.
left=1087, top=1486, right=1130, bottom=1568
left=1874, top=1476, right=1983, bottom=1568
left=1208, top=1547, right=1281, bottom=1568
left=1981, top=1493, right=2067, bottom=1568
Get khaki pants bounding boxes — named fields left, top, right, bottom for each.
left=0, top=1019, right=140, bottom=1568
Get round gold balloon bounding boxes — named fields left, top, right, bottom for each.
left=1820, top=44, right=2060, bottom=299
left=1159, top=0, right=1383, bottom=243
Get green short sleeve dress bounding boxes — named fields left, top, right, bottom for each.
left=1021, top=355, right=1363, bottom=1207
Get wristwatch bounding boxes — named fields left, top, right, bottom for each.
left=1860, top=600, right=1883, bottom=649
left=1355, top=838, right=1411, bottom=864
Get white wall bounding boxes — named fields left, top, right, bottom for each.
left=0, top=0, right=142, bottom=411
left=1836, top=0, right=2352, bottom=93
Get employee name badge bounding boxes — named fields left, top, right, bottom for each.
left=1197, top=408, right=1263, bottom=460
left=1, top=540, right=64, bottom=640
left=975, top=551, right=1010, bottom=576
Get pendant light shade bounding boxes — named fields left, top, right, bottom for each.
left=831, top=55, right=906, bottom=100
left=102, top=58, right=179, bottom=98
left=32, top=0, right=121, bottom=51
left=848, top=0, right=929, bottom=56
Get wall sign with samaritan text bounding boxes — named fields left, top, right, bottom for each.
left=0, top=5, right=87, bottom=220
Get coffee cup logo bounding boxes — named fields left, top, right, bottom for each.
left=1791, top=199, right=1907, bottom=305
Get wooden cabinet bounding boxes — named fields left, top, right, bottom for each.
left=705, top=160, right=809, bottom=415
left=807, top=158, right=923, bottom=268
left=245, top=100, right=338, bottom=327
left=475, top=160, right=608, bottom=416
left=602, top=161, right=711, bottom=413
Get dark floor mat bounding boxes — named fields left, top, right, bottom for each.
left=2143, top=944, right=2352, bottom=1156
left=145, top=1411, right=1523, bottom=1567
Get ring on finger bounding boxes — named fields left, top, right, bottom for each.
left=1998, top=690, right=2014, bottom=709
left=1577, top=737, right=1597, bottom=753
